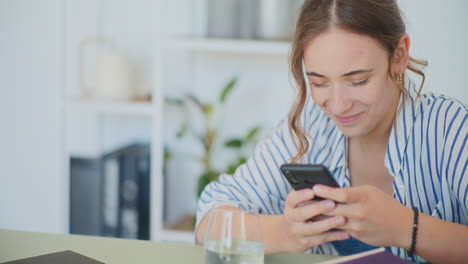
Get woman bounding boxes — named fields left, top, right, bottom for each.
left=196, top=0, right=468, bottom=263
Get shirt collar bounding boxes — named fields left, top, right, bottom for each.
left=384, top=78, right=423, bottom=176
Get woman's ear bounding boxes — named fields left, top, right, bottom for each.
left=392, top=34, right=410, bottom=73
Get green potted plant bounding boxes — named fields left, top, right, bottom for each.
left=165, top=77, right=262, bottom=197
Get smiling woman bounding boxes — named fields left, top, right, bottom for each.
left=289, top=0, right=427, bottom=162
left=195, top=1, right=468, bottom=263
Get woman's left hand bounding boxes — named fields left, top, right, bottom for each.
left=313, top=184, right=413, bottom=248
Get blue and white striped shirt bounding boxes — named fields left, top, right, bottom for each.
left=196, top=80, right=468, bottom=262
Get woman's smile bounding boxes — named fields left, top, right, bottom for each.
left=334, top=112, right=365, bottom=125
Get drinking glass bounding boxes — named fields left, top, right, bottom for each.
left=203, top=201, right=264, bottom=264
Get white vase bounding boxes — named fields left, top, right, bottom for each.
left=94, top=49, right=133, bottom=100
left=79, top=37, right=134, bottom=101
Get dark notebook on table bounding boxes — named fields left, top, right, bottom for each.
left=1, top=250, right=104, bottom=264
left=318, top=247, right=412, bottom=264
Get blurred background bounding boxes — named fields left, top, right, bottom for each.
left=1, top=0, right=467, bottom=244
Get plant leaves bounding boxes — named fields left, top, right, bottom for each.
left=226, top=164, right=238, bottom=175
left=197, top=173, right=212, bottom=197
left=164, top=151, right=172, bottom=160
left=187, top=94, right=205, bottom=112
left=204, top=103, right=214, bottom=117
left=164, top=97, right=184, bottom=106
left=176, top=122, right=188, bottom=138
left=245, top=126, right=261, bottom=142
left=197, top=170, right=220, bottom=197
left=220, top=77, right=238, bottom=104
left=226, top=156, right=248, bottom=174
left=225, top=138, right=243, bottom=148
left=237, top=156, right=247, bottom=164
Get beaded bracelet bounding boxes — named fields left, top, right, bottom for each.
left=408, top=207, right=419, bottom=257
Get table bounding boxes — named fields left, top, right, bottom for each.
left=0, top=229, right=338, bottom=263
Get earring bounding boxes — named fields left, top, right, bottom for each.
left=397, top=72, right=403, bottom=86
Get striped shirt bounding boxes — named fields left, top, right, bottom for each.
left=196, top=79, right=468, bottom=262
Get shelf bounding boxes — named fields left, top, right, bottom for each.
left=66, top=98, right=155, bottom=116
left=159, top=229, right=195, bottom=244
left=166, top=37, right=291, bottom=56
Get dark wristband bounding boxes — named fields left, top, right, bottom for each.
left=408, top=207, right=419, bottom=257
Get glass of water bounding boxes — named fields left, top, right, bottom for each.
left=203, top=201, right=264, bottom=264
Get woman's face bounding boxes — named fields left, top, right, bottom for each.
left=303, top=28, right=401, bottom=139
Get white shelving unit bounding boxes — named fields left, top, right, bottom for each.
left=153, top=38, right=291, bottom=244
left=62, top=0, right=163, bottom=242
left=66, top=98, right=154, bottom=116
left=166, top=37, right=290, bottom=56
left=62, top=0, right=295, bottom=245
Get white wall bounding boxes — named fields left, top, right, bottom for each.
left=399, top=0, right=468, bottom=101
left=0, top=0, right=64, bottom=233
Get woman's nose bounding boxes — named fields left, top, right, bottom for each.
left=327, top=87, right=353, bottom=115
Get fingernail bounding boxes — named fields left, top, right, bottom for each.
left=324, top=200, right=334, bottom=209
left=313, top=185, right=323, bottom=193
left=335, top=217, right=344, bottom=225
left=304, top=189, right=314, bottom=197
left=341, top=233, right=350, bottom=239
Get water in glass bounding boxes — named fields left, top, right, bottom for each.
left=203, top=201, right=264, bottom=264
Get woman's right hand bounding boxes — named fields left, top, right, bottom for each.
left=280, top=188, right=350, bottom=253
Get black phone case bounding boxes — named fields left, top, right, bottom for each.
left=280, top=164, right=339, bottom=200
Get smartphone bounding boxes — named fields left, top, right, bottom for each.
left=280, top=164, right=339, bottom=201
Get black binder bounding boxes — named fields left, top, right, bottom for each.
left=70, top=158, right=102, bottom=236
left=101, top=143, right=150, bottom=240
left=70, top=143, right=150, bottom=240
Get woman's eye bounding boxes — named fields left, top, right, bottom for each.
left=310, top=82, right=328, bottom=88
left=351, top=79, right=369, bottom=86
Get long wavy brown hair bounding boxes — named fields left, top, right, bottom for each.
left=289, top=0, right=427, bottom=163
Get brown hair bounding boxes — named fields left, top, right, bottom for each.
left=289, top=0, right=427, bottom=163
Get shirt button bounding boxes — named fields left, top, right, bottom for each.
left=398, top=184, right=405, bottom=192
